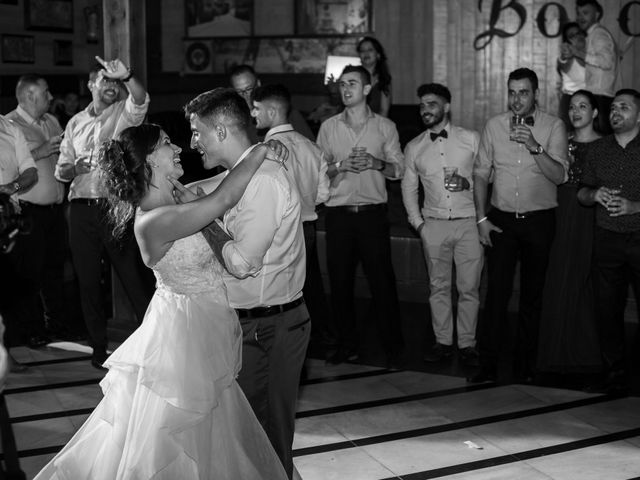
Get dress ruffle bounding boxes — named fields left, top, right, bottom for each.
left=34, top=288, right=288, bottom=480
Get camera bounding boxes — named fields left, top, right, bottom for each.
left=0, top=193, right=25, bottom=254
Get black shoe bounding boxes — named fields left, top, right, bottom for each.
left=327, top=348, right=359, bottom=365
left=423, top=343, right=453, bottom=363
left=90, top=358, right=108, bottom=371
left=467, top=367, right=496, bottom=383
left=458, top=346, right=480, bottom=367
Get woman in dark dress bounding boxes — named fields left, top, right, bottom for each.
left=357, top=37, right=392, bottom=117
left=538, top=90, right=602, bottom=374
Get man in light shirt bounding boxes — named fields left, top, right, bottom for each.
left=251, top=83, right=334, bottom=352
left=573, top=0, right=619, bottom=133
left=55, top=57, right=153, bottom=371
left=183, top=88, right=308, bottom=479
left=0, top=114, right=37, bottom=370
left=317, top=65, right=405, bottom=367
left=6, top=74, right=72, bottom=346
left=401, top=83, right=482, bottom=367
left=471, top=68, right=568, bottom=384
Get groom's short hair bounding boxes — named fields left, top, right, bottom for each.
left=183, top=88, right=251, bottom=133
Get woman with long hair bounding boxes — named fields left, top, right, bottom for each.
left=357, top=36, right=392, bottom=117
left=538, top=89, right=602, bottom=378
left=35, top=124, right=290, bottom=479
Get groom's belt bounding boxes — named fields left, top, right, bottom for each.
left=235, top=297, right=305, bottom=319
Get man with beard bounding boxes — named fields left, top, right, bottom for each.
left=6, top=74, right=70, bottom=346
left=316, top=65, right=405, bottom=367
left=55, top=57, right=153, bottom=370
left=578, top=89, right=640, bottom=393
left=470, top=68, right=568, bottom=384
left=401, top=83, right=482, bottom=367
left=181, top=88, right=308, bottom=479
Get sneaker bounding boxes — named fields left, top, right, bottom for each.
left=423, top=343, right=453, bottom=363
left=458, top=346, right=480, bottom=367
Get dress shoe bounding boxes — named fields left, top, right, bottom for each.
left=327, top=348, right=359, bottom=365
left=467, top=367, right=496, bottom=383
left=458, top=346, right=480, bottom=367
left=90, top=358, right=108, bottom=371
left=423, top=343, right=453, bottom=363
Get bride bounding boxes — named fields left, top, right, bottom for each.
left=35, top=124, right=289, bottom=479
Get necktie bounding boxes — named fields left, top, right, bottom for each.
left=430, top=130, right=448, bottom=141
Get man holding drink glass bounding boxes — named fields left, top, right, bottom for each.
left=401, top=83, right=482, bottom=366
left=317, top=65, right=405, bottom=366
left=471, top=68, right=568, bottom=384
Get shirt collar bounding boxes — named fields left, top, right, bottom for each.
left=230, top=144, right=259, bottom=170
left=338, top=104, right=375, bottom=124
left=427, top=121, right=450, bottom=135
left=265, top=123, right=294, bottom=139
left=16, top=105, right=39, bottom=125
left=587, top=23, right=599, bottom=35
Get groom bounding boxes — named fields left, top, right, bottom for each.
left=180, top=88, right=309, bottom=478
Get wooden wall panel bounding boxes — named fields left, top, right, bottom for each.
left=434, top=0, right=640, bottom=133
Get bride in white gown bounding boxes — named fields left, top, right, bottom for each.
left=35, top=123, right=289, bottom=479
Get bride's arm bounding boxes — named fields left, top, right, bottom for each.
left=137, top=143, right=280, bottom=253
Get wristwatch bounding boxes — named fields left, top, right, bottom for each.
left=12, top=181, right=20, bottom=193
left=530, top=144, right=544, bottom=155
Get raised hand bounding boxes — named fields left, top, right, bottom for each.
left=95, top=56, right=130, bottom=81
left=168, top=176, right=203, bottom=204
left=263, top=139, right=289, bottom=170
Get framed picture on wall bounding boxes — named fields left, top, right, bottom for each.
left=185, top=0, right=253, bottom=37
left=1, top=34, right=35, bottom=63
left=25, top=0, right=73, bottom=32
left=296, top=0, right=371, bottom=35
left=183, top=36, right=359, bottom=75
left=53, top=39, right=73, bottom=66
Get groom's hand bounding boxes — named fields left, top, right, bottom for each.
left=168, top=176, right=203, bottom=204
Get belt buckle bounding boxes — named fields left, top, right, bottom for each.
left=515, top=211, right=527, bottom=219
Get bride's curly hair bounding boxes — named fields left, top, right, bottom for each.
left=99, top=124, right=162, bottom=239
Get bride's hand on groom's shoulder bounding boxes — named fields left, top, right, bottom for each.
left=262, top=140, right=289, bottom=170
left=167, top=176, right=203, bottom=204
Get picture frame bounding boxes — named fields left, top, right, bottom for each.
left=25, top=0, right=73, bottom=32
left=1, top=34, right=35, bottom=64
left=53, top=39, right=73, bottom=66
left=185, top=0, right=254, bottom=38
left=296, top=0, right=371, bottom=35
left=183, top=36, right=359, bottom=75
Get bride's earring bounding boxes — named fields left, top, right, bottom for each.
left=148, top=161, right=158, bottom=168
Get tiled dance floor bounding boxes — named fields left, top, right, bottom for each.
left=4, top=345, right=640, bottom=479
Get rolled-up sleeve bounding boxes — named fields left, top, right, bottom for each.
left=316, top=150, right=330, bottom=204
left=474, top=125, right=494, bottom=182
left=222, top=175, right=286, bottom=279
left=381, top=121, right=404, bottom=180
left=14, top=126, right=36, bottom=172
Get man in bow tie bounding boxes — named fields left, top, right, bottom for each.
left=401, top=83, right=482, bottom=366
left=317, top=65, right=405, bottom=367
left=470, top=68, right=568, bottom=384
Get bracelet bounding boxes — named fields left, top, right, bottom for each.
left=477, top=216, right=488, bottom=225
left=335, top=160, right=342, bottom=171
left=122, top=70, right=133, bottom=82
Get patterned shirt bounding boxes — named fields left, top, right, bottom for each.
left=581, top=133, right=640, bottom=232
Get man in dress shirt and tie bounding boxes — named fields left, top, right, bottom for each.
left=401, top=83, right=482, bottom=367
left=55, top=57, right=153, bottom=370
left=471, top=68, right=568, bottom=384
left=6, top=75, right=73, bottom=346
left=317, top=65, right=405, bottom=366
left=251, top=83, right=334, bottom=352
left=183, top=88, right=309, bottom=479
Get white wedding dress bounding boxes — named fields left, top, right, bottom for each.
left=35, top=233, right=288, bottom=479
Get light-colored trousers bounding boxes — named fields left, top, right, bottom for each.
left=420, top=217, right=483, bottom=348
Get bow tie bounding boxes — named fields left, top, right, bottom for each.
left=430, top=130, right=448, bottom=141
left=524, top=116, right=535, bottom=126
